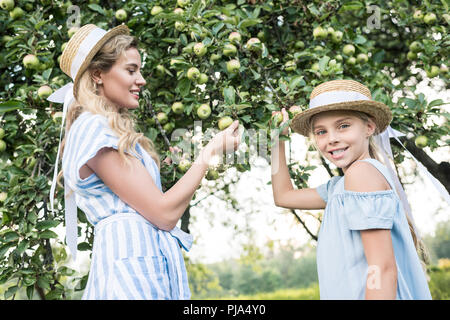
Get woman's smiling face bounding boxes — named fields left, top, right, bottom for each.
left=93, top=47, right=146, bottom=109
left=311, top=110, right=376, bottom=173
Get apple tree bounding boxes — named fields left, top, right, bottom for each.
left=0, top=0, right=448, bottom=299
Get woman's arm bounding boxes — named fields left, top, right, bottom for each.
left=86, top=120, right=241, bottom=231
left=271, top=108, right=326, bottom=210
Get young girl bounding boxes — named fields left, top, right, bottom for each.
left=49, top=24, right=240, bottom=300
left=271, top=79, right=432, bottom=300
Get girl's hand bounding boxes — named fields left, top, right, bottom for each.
left=204, top=120, right=241, bottom=157
left=272, top=108, right=290, bottom=136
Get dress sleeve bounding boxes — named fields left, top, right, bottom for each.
left=316, top=176, right=341, bottom=203
left=66, top=114, right=128, bottom=188
left=340, top=190, right=398, bottom=230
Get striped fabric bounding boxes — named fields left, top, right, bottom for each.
left=62, top=112, right=191, bottom=300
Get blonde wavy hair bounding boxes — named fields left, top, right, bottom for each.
left=57, top=34, right=160, bottom=188
left=309, top=110, right=430, bottom=272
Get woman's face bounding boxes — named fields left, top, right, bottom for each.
left=311, top=110, right=376, bottom=173
left=94, top=47, right=146, bottom=109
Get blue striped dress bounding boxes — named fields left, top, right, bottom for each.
left=62, top=111, right=192, bottom=300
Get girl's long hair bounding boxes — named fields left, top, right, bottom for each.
left=56, top=34, right=160, bottom=188
left=309, top=110, right=430, bottom=271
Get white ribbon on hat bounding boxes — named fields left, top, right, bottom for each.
left=310, top=89, right=450, bottom=239
left=47, top=27, right=107, bottom=261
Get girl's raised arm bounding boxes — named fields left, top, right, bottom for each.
left=271, top=108, right=326, bottom=210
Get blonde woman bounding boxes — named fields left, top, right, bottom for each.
left=50, top=24, right=240, bottom=300
left=270, top=80, right=431, bottom=300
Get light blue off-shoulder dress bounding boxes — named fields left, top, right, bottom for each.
left=62, top=111, right=193, bottom=300
left=315, top=158, right=432, bottom=300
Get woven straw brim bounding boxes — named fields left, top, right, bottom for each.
left=290, top=100, right=392, bottom=136
left=60, top=24, right=130, bottom=99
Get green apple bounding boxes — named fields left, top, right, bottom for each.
left=343, top=44, right=355, bottom=56
left=331, top=30, right=343, bottom=43
left=193, top=42, right=207, bottom=56
left=443, top=13, right=450, bottom=25
left=206, top=169, right=219, bottom=180
left=0, top=140, right=6, bottom=152
left=246, top=37, right=261, bottom=51
left=197, top=103, right=211, bottom=119
left=218, top=116, right=233, bottom=130
left=197, top=73, right=208, bottom=84
left=68, top=26, right=79, bottom=38
left=423, top=12, right=436, bottom=25
left=335, top=54, right=343, bottom=61
left=163, top=122, right=175, bottom=133
left=156, top=112, right=168, bottom=124
left=328, top=59, right=337, bottom=67
left=0, top=192, right=6, bottom=202
left=271, top=111, right=283, bottom=127
left=414, top=135, right=428, bottom=148
left=413, top=10, right=423, bottom=21
left=174, top=21, right=185, bottom=31
left=151, top=5, right=163, bottom=15
left=440, top=65, right=448, bottom=74
left=288, top=105, right=302, bottom=117
left=226, top=59, right=240, bottom=73
left=0, top=0, right=14, bottom=11
left=210, top=53, right=221, bottom=61
left=9, top=6, right=23, bottom=19
left=0, top=128, right=5, bottom=139
left=407, top=51, right=417, bottom=60
left=173, top=8, right=184, bottom=15
left=284, top=60, right=296, bottom=71
left=187, top=67, right=200, bottom=80
left=311, top=62, right=319, bottom=71
left=223, top=43, right=237, bottom=56
left=228, top=32, right=241, bottom=43
left=177, top=0, right=190, bottom=8
left=356, top=53, right=368, bottom=63
left=171, top=102, right=184, bottom=114
left=426, top=65, right=439, bottom=78
left=313, top=26, right=328, bottom=40
left=409, top=41, right=422, bottom=53
left=23, top=54, right=40, bottom=69
left=346, top=56, right=356, bottom=65
left=178, top=159, right=191, bottom=173
left=115, top=9, right=127, bottom=21
left=294, top=40, right=305, bottom=49
left=38, top=85, right=53, bottom=99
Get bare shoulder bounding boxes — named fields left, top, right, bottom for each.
left=344, top=161, right=390, bottom=192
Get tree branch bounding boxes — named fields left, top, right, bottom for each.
left=289, top=209, right=318, bottom=241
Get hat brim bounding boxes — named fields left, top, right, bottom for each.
left=71, top=25, right=130, bottom=99
left=290, top=100, right=392, bottom=136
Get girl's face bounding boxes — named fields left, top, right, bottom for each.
left=93, top=47, right=146, bottom=109
left=311, top=110, right=376, bottom=173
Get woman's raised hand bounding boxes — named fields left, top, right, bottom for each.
left=272, top=108, right=290, bottom=136
left=204, top=120, right=241, bottom=158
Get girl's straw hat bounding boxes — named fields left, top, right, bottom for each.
left=290, top=79, right=392, bottom=136
left=59, top=23, right=130, bottom=99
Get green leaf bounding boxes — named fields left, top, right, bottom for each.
left=4, top=285, right=18, bottom=300
left=238, top=18, right=262, bottom=29
left=88, top=4, right=105, bottom=15
left=0, top=100, right=25, bottom=113
left=38, top=230, right=58, bottom=239
left=175, top=78, right=191, bottom=97
left=289, top=76, right=305, bottom=90
left=26, top=286, right=34, bottom=300
left=428, top=99, right=445, bottom=108
left=3, top=231, right=19, bottom=242
left=318, top=56, right=330, bottom=72
left=36, top=220, right=60, bottom=230
left=212, top=22, right=224, bottom=35
left=37, top=277, right=51, bottom=290
left=354, top=35, right=367, bottom=44
left=223, top=86, right=236, bottom=105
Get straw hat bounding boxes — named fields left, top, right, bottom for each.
left=290, top=79, right=392, bottom=136
left=59, top=24, right=130, bottom=99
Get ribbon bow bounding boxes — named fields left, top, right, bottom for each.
left=47, top=83, right=79, bottom=261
